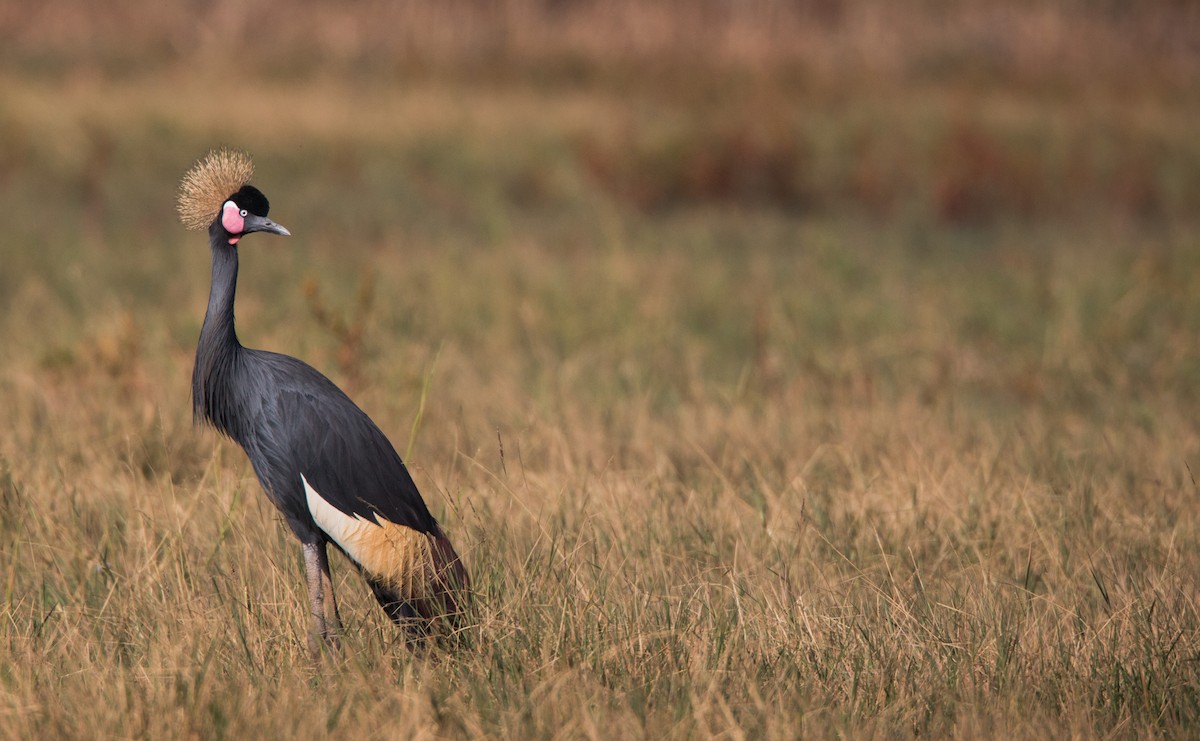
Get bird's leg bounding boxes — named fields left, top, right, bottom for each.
left=316, top=544, right=343, bottom=642
left=302, top=541, right=338, bottom=660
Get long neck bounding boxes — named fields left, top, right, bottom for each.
left=193, top=226, right=243, bottom=432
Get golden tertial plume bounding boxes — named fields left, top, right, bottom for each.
left=177, top=149, right=254, bottom=231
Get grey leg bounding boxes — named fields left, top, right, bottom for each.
left=303, top=542, right=339, bottom=660
left=317, top=545, right=342, bottom=642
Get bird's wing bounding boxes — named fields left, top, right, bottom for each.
left=262, top=357, right=439, bottom=536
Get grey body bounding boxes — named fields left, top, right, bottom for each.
left=193, top=215, right=463, bottom=654
left=194, top=227, right=437, bottom=544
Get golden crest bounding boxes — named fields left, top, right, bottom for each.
left=177, top=149, right=254, bottom=231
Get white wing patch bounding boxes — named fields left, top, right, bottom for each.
left=303, top=473, right=369, bottom=556
left=301, top=474, right=435, bottom=597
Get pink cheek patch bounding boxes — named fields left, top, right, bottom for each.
left=221, top=201, right=245, bottom=235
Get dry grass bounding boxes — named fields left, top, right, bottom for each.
left=4, top=0, right=1198, bottom=89
left=2, top=3, right=1200, bottom=738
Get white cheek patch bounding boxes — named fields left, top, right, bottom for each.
left=221, top=200, right=244, bottom=234
left=302, top=474, right=434, bottom=596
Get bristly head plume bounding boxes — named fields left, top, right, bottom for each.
left=178, top=149, right=255, bottom=231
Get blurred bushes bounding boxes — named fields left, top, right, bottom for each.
left=1, top=0, right=1198, bottom=225
left=578, top=114, right=810, bottom=213
left=576, top=104, right=1200, bottom=224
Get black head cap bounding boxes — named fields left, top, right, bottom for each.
left=229, top=185, right=270, bottom=217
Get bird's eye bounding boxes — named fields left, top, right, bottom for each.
left=240, top=209, right=248, bottom=217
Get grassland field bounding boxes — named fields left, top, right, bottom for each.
left=2, top=2, right=1200, bottom=737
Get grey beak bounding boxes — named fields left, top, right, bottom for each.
left=243, top=213, right=291, bottom=237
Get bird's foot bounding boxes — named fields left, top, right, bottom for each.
left=307, top=626, right=342, bottom=664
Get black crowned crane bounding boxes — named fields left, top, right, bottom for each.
left=178, top=149, right=468, bottom=657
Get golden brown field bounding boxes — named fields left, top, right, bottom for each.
left=2, top=1, right=1200, bottom=737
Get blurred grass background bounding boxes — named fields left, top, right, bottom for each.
left=2, top=1, right=1200, bottom=738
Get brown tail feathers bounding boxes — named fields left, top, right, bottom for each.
left=367, top=526, right=470, bottom=641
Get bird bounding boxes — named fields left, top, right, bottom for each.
left=178, top=149, right=468, bottom=658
